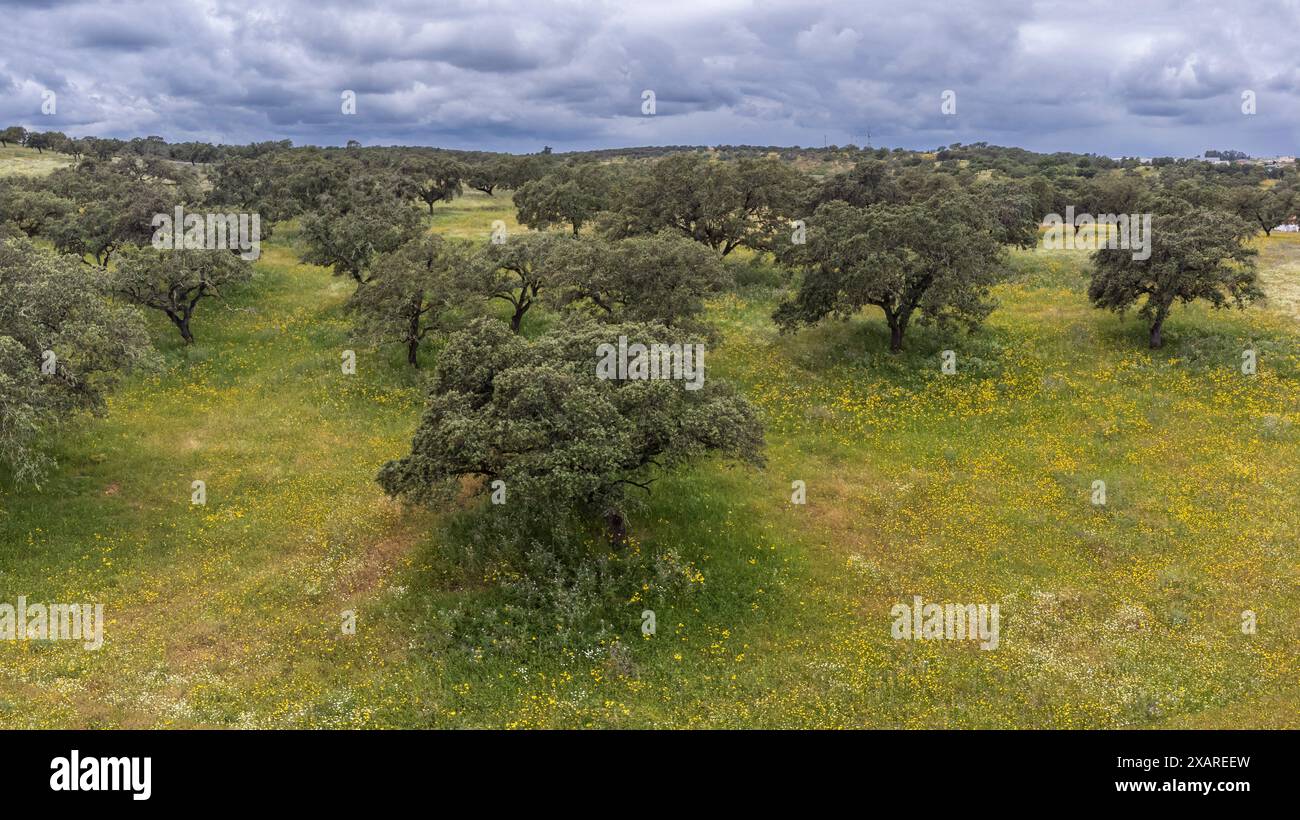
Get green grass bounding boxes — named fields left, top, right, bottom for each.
left=0, top=144, right=73, bottom=177
left=1, top=183, right=1296, bottom=728
left=428, top=188, right=524, bottom=240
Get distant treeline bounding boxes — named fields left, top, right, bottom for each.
left=3, top=126, right=1291, bottom=180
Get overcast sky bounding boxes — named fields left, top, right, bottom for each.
left=2, top=0, right=1298, bottom=156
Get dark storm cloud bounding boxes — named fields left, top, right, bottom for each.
left=0, top=0, right=1296, bottom=155
left=70, top=19, right=171, bottom=51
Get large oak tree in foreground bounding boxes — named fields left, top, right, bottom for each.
left=773, top=190, right=1015, bottom=352
left=1088, top=209, right=1259, bottom=349
left=0, top=239, right=151, bottom=484
left=377, top=318, right=764, bottom=545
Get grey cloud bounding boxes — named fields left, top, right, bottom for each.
left=0, top=0, right=1295, bottom=156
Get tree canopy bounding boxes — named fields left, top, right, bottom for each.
left=547, top=232, right=730, bottom=332
left=513, top=164, right=611, bottom=235
left=0, top=239, right=151, bottom=484
left=609, top=154, right=806, bottom=255
left=1088, top=209, right=1260, bottom=348
left=471, top=231, right=572, bottom=332
left=299, top=182, right=423, bottom=284
left=774, top=190, right=1014, bottom=352
left=377, top=317, right=764, bottom=544
left=112, top=247, right=255, bottom=344
left=347, top=234, right=472, bottom=366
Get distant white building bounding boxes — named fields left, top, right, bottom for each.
left=1274, top=216, right=1299, bottom=233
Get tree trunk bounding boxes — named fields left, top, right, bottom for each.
left=885, top=305, right=915, bottom=353
left=407, top=308, right=422, bottom=366
left=888, top=323, right=905, bottom=353
left=884, top=310, right=908, bottom=353
left=510, top=303, right=527, bottom=333
left=1148, top=306, right=1169, bottom=349
left=168, top=311, right=195, bottom=344
left=605, top=509, right=629, bottom=548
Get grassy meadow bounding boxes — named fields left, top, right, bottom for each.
left=0, top=144, right=72, bottom=177
left=1, top=168, right=1297, bottom=728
